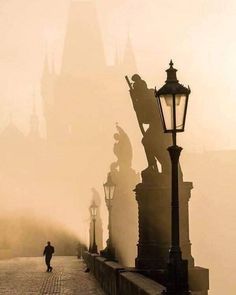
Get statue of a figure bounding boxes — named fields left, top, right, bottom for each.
left=126, top=74, right=171, bottom=177
left=111, top=124, right=133, bottom=172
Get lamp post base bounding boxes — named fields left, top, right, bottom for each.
left=91, top=244, right=98, bottom=254
left=164, top=255, right=190, bottom=295
left=100, top=247, right=116, bottom=260
left=100, top=239, right=116, bottom=260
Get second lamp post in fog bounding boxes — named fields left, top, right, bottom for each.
left=90, top=201, right=98, bottom=254
left=155, top=60, right=191, bottom=295
left=103, top=172, right=116, bottom=259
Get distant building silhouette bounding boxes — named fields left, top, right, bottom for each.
left=41, top=1, right=137, bottom=143
left=0, top=0, right=137, bottom=255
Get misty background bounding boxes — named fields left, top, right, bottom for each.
left=0, top=1, right=235, bottom=294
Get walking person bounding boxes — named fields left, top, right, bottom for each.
left=43, top=241, right=55, bottom=272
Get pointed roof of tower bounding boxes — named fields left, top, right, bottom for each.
left=61, top=1, right=106, bottom=77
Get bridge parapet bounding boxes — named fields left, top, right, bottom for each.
left=83, top=251, right=165, bottom=295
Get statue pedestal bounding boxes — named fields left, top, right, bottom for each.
left=135, top=173, right=194, bottom=270
left=134, top=171, right=209, bottom=294
left=110, top=167, right=139, bottom=266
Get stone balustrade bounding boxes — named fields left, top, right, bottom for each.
left=83, top=251, right=165, bottom=295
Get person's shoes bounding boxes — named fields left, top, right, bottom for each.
left=49, top=267, right=53, bottom=272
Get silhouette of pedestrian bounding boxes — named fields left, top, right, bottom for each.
left=43, top=241, right=54, bottom=272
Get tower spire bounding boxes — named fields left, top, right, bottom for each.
left=61, top=1, right=106, bottom=77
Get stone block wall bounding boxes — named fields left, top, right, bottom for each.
left=83, top=252, right=165, bottom=295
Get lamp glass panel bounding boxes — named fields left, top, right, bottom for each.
left=91, top=206, right=97, bottom=217
left=104, top=185, right=110, bottom=201
left=175, top=94, right=187, bottom=130
left=109, top=185, right=115, bottom=201
left=159, top=94, right=174, bottom=131
left=104, top=185, right=115, bottom=200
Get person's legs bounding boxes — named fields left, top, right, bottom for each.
left=45, top=256, right=52, bottom=272
left=45, top=259, right=49, bottom=272
left=49, top=258, right=53, bottom=272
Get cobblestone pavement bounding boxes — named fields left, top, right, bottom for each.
left=0, top=256, right=106, bottom=295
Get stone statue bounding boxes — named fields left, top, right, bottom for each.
left=111, top=124, right=133, bottom=172
left=125, top=74, right=208, bottom=294
left=107, top=124, right=139, bottom=266
left=126, top=74, right=171, bottom=179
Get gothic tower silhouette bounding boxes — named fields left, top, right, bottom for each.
left=61, top=1, right=106, bottom=77
left=41, top=0, right=137, bottom=144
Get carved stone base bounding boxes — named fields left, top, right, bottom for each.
left=134, top=170, right=209, bottom=294
left=134, top=175, right=194, bottom=270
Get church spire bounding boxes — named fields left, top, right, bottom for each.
left=61, top=1, right=106, bottom=77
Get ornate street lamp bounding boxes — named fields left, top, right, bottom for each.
left=155, top=60, right=191, bottom=295
left=102, top=172, right=116, bottom=259
left=89, top=200, right=98, bottom=254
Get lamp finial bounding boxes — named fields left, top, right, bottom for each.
left=166, top=60, right=178, bottom=83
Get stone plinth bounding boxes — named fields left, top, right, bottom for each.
left=135, top=176, right=194, bottom=270
left=110, top=167, right=139, bottom=266
left=189, top=267, right=209, bottom=294
left=134, top=171, right=209, bottom=294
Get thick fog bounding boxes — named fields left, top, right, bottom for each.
left=0, top=1, right=235, bottom=294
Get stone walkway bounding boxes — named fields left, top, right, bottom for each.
left=0, top=256, right=105, bottom=294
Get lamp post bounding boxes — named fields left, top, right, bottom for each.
left=155, top=60, right=191, bottom=295
left=102, top=172, right=116, bottom=259
left=89, top=200, right=98, bottom=254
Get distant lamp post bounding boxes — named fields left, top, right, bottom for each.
left=102, top=172, right=116, bottom=259
left=155, top=60, right=191, bottom=295
left=89, top=201, right=98, bottom=254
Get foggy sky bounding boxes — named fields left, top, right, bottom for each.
left=0, top=1, right=235, bottom=295
left=0, top=0, right=236, bottom=151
